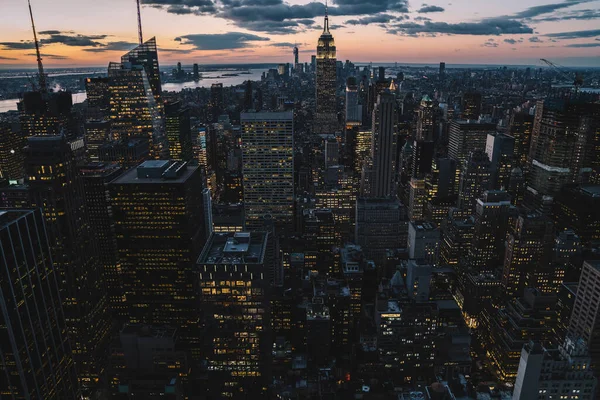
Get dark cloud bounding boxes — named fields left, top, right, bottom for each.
left=504, top=38, right=516, bottom=44
left=0, top=41, right=37, bottom=50
left=346, top=14, right=395, bottom=25
left=83, top=41, right=138, bottom=52
left=0, top=55, right=17, bottom=60
left=417, top=5, right=445, bottom=13
left=270, top=42, right=297, bottom=47
left=546, top=29, right=600, bottom=39
left=529, top=36, right=543, bottom=42
left=39, top=31, right=109, bottom=47
left=26, top=53, right=70, bottom=60
left=511, top=0, right=591, bottom=18
left=38, top=30, right=62, bottom=35
left=177, top=32, right=269, bottom=50
left=141, top=0, right=216, bottom=13
left=388, top=18, right=533, bottom=36
left=533, top=8, right=600, bottom=22
left=414, top=16, right=431, bottom=21
left=482, top=38, right=498, bottom=47
left=564, top=42, right=600, bottom=47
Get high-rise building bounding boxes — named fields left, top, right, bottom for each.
left=120, top=37, right=162, bottom=110
left=18, top=91, right=76, bottom=138
left=109, top=160, right=205, bottom=359
left=355, top=197, right=408, bottom=263
left=164, top=100, right=192, bottom=161
left=209, top=83, right=224, bottom=122
left=85, top=76, right=110, bottom=117
left=80, top=162, right=124, bottom=315
left=370, top=92, right=398, bottom=198
left=512, top=339, right=597, bottom=400
left=408, top=177, right=427, bottom=221
left=448, top=120, right=496, bottom=167
left=507, top=111, right=534, bottom=168
left=486, top=132, right=514, bottom=190
left=108, top=61, right=164, bottom=159
left=501, top=212, right=556, bottom=298
left=315, top=8, right=337, bottom=132
left=0, top=209, right=80, bottom=399
left=84, top=119, right=110, bottom=162
left=241, top=112, right=294, bottom=230
left=197, top=232, right=273, bottom=397
left=23, top=135, right=111, bottom=391
left=458, top=150, right=491, bottom=212
left=439, top=62, right=446, bottom=80
left=461, top=91, right=482, bottom=120
left=568, top=260, right=600, bottom=368
left=408, top=221, right=439, bottom=264
left=416, top=95, right=436, bottom=141
left=553, top=185, right=600, bottom=249
left=345, top=77, right=361, bottom=126
left=0, top=121, right=24, bottom=182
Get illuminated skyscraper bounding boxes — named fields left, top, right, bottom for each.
left=241, top=112, right=294, bottom=230
left=507, top=111, right=534, bottom=168
left=0, top=121, right=24, bottom=182
left=448, top=120, right=496, bottom=167
left=461, top=91, right=482, bottom=120
left=197, top=231, right=273, bottom=397
left=165, top=100, right=192, bottom=161
left=120, top=37, right=162, bottom=110
left=85, top=76, right=110, bottom=117
left=416, top=95, right=435, bottom=141
left=0, top=209, right=80, bottom=399
left=209, top=83, right=224, bottom=123
left=108, top=61, right=164, bottom=159
left=315, top=7, right=337, bottom=132
left=109, top=160, right=205, bottom=358
left=458, top=150, right=491, bottom=212
left=345, top=77, right=361, bottom=127
left=23, top=136, right=111, bottom=391
left=18, top=91, right=76, bottom=138
left=84, top=119, right=110, bottom=162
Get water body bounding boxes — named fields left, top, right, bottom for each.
left=162, top=68, right=266, bottom=91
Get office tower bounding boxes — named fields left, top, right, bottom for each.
left=85, top=76, right=110, bottom=117
left=448, top=120, right=496, bottom=167
left=370, top=92, right=398, bottom=197
left=203, top=188, right=214, bottom=238
left=193, top=63, right=199, bottom=80
left=507, top=111, right=534, bottom=168
left=84, top=119, right=110, bottom=162
left=501, top=212, right=556, bottom=298
left=568, top=260, right=600, bottom=368
left=486, top=132, right=514, bottom=190
left=23, top=136, right=111, bottom=391
left=293, top=44, right=299, bottom=65
left=345, top=77, right=361, bottom=127
left=461, top=91, right=482, bottom=120
left=0, top=121, right=24, bottom=182
left=108, top=324, right=189, bottom=398
left=243, top=80, right=253, bottom=111
left=80, top=162, right=124, bottom=314
left=98, top=138, right=150, bottom=168
left=0, top=209, right=80, bottom=399
left=109, top=160, right=205, bottom=358
left=108, top=62, right=164, bottom=159
left=355, top=197, right=408, bottom=263
left=458, top=150, right=491, bottom=212
left=481, top=288, right=559, bottom=381
left=408, top=177, right=427, bottom=221
left=315, top=8, right=337, bottom=131
left=209, top=83, right=224, bottom=122
left=416, top=95, right=435, bottom=141
left=241, top=112, right=294, bottom=230
left=18, top=91, right=76, bottom=138
left=411, top=139, right=434, bottom=178
left=439, top=62, right=446, bottom=80
left=440, top=209, right=474, bottom=268
left=554, top=185, right=600, bottom=248
left=165, top=100, right=192, bottom=161
left=324, top=139, right=339, bottom=167
left=469, top=190, right=513, bottom=273
left=197, top=232, right=272, bottom=397
left=120, top=37, right=162, bottom=109
left=512, top=339, right=597, bottom=400
left=556, top=282, right=578, bottom=343
left=353, top=128, right=372, bottom=176
left=408, top=221, right=439, bottom=264
left=555, top=229, right=584, bottom=281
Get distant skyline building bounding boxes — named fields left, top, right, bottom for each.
left=165, top=100, right=193, bottom=161
left=241, top=111, right=294, bottom=230
left=369, top=92, right=398, bottom=198
left=345, top=76, right=361, bottom=126
left=315, top=8, right=337, bottom=132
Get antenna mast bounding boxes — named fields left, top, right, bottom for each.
left=28, top=0, right=46, bottom=93
left=136, top=0, right=144, bottom=45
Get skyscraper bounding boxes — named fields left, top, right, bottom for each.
left=120, top=37, right=162, bottom=110
left=345, top=77, right=361, bottom=126
left=370, top=92, right=398, bottom=198
left=458, top=150, right=491, bottom=212
left=0, top=209, right=80, bottom=399
left=209, top=83, right=224, bottom=122
left=315, top=7, right=337, bottom=132
left=165, top=100, right=193, bottom=161
left=416, top=95, right=435, bottom=141
left=23, top=135, right=111, bottom=391
left=0, top=121, right=24, bottom=182
left=197, top=231, right=273, bottom=397
left=461, top=91, right=482, bottom=120
left=109, top=160, right=205, bottom=358
left=241, top=112, right=294, bottom=230
left=448, top=120, right=496, bottom=167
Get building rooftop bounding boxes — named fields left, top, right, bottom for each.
left=198, top=231, right=268, bottom=265
left=0, top=209, right=32, bottom=230
left=111, top=160, right=198, bottom=184
left=240, top=111, right=293, bottom=122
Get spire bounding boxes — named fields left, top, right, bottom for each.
left=136, top=0, right=144, bottom=45
left=323, top=0, right=329, bottom=33
left=27, top=0, right=46, bottom=93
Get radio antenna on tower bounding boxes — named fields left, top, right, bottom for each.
left=136, top=0, right=144, bottom=44
left=27, top=0, right=47, bottom=93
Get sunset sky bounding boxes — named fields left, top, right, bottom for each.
left=0, top=0, right=599, bottom=67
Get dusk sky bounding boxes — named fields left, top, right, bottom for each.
left=1, top=0, right=599, bottom=67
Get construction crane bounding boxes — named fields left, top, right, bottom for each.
left=540, top=58, right=584, bottom=93
left=27, top=0, right=47, bottom=93
left=136, top=0, right=144, bottom=45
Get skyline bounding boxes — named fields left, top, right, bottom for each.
left=1, top=0, right=600, bottom=68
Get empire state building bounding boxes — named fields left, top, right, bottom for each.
left=315, top=6, right=337, bottom=133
